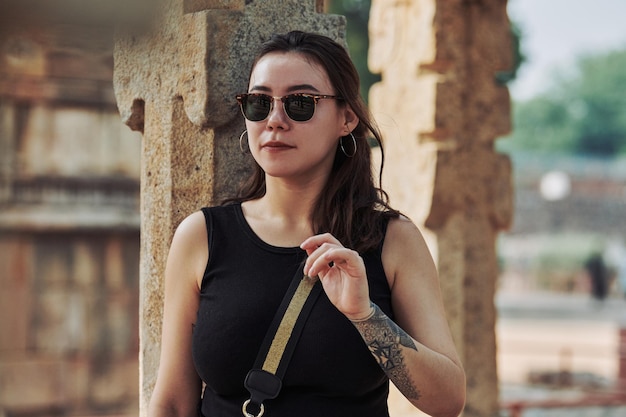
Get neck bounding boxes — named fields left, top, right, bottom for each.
left=241, top=173, right=327, bottom=244
left=261, top=175, right=323, bottom=223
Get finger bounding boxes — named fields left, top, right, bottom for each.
left=300, top=233, right=342, bottom=254
left=307, top=247, right=354, bottom=278
left=303, top=242, right=337, bottom=276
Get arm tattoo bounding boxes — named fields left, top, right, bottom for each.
left=351, top=304, right=422, bottom=401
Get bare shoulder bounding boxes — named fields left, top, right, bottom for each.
left=386, top=215, right=424, bottom=242
left=383, top=216, right=435, bottom=276
left=168, top=210, right=209, bottom=288
left=173, top=210, right=207, bottom=246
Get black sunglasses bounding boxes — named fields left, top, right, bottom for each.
left=235, top=93, right=343, bottom=122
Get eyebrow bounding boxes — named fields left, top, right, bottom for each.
left=249, top=84, right=321, bottom=93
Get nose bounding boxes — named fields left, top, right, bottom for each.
left=266, top=97, right=289, bottom=128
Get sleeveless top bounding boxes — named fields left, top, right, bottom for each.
left=192, top=203, right=394, bottom=417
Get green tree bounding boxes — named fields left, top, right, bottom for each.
left=500, top=49, right=626, bottom=157
left=496, top=19, right=527, bottom=85
left=573, top=50, right=626, bottom=155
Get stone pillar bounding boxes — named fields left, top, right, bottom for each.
left=113, top=0, right=345, bottom=414
left=368, top=1, right=513, bottom=416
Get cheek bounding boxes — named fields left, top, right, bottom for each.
left=244, top=123, right=263, bottom=142
left=307, top=133, right=340, bottom=160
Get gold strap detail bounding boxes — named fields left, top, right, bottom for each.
left=261, top=276, right=316, bottom=374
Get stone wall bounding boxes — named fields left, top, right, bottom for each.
left=0, top=15, right=142, bottom=416
left=0, top=232, right=139, bottom=416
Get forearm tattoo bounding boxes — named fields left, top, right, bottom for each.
left=351, top=304, right=421, bottom=401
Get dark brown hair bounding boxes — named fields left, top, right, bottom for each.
left=228, top=30, right=399, bottom=253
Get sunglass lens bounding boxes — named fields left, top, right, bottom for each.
left=243, top=94, right=271, bottom=121
left=285, top=95, right=315, bottom=121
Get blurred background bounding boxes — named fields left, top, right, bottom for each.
left=334, top=0, right=626, bottom=415
left=0, top=1, right=143, bottom=416
left=1, top=0, right=625, bottom=416
left=493, top=1, right=626, bottom=415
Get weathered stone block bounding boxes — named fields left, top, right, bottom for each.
left=72, top=241, right=100, bottom=289
left=369, top=1, right=514, bottom=416
left=33, top=291, right=80, bottom=353
left=89, top=357, right=139, bottom=410
left=0, top=359, right=67, bottom=413
left=0, top=287, right=30, bottom=351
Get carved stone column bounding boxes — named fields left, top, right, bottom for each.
left=368, top=1, right=514, bottom=416
left=113, top=0, right=344, bottom=414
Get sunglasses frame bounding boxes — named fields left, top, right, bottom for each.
left=235, top=93, right=343, bottom=122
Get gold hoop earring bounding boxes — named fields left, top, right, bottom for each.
left=239, top=130, right=249, bottom=153
left=340, top=132, right=357, bottom=157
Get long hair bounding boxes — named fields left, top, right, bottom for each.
left=228, top=30, right=399, bottom=253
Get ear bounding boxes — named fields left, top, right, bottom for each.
left=341, top=106, right=359, bottom=136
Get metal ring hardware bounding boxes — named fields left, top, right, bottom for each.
left=242, top=399, right=265, bottom=417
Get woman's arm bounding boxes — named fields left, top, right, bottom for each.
left=148, top=211, right=208, bottom=417
left=350, top=303, right=465, bottom=417
left=362, top=217, right=465, bottom=417
left=301, top=218, right=466, bottom=417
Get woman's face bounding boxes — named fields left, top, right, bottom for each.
left=245, top=51, right=356, bottom=183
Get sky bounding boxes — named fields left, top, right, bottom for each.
left=507, top=0, right=626, bottom=101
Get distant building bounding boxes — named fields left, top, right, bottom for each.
left=499, top=152, right=626, bottom=294
left=508, top=153, right=626, bottom=237
left=0, top=12, right=141, bottom=416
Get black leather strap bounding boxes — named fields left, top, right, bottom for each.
left=243, top=267, right=322, bottom=417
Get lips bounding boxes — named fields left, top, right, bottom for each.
left=261, top=141, right=294, bottom=150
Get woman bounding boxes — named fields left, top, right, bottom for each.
left=149, top=31, right=465, bottom=417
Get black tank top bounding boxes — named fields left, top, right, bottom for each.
left=192, top=203, right=393, bottom=417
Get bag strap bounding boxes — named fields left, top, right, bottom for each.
left=242, top=266, right=322, bottom=417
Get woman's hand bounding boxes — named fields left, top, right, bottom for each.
left=300, top=233, right=373, bottom=320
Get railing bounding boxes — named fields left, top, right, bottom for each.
left=501, top=326, right=626, bottom=416
left=502, top=391, right=626, bottom=417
